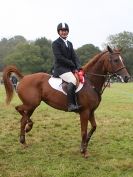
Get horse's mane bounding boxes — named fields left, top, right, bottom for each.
left=82, top=50, right=108, bottom=73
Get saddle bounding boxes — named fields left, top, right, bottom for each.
left=48, top=70, right=85, bottom=95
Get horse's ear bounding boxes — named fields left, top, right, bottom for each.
left=107, top=45, right=113, bottom=53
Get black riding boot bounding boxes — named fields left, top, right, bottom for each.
left=67, top=83, right=81, bottom=112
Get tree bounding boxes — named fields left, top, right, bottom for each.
left=4, top=43, right=44, bottom=73
left=0, top=36, right=27, bottom=71
left=103, top=31, right=133, bottom=49
left=3, top=36, right=53, bottom=73
left=76, top=44, right=101, bottom=65
left=35, top=37, right=53, bottom=73
left=35, top=37, right=52, bottom=48
left=103, top=31, right=133, bottom=74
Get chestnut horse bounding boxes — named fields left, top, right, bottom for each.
left=3, top=46, right=130, bottom=157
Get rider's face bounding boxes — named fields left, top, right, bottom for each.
left=59, top=29, right=69, bottom=39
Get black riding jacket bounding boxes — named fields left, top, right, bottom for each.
left=52, top=37, right=81, bottom=77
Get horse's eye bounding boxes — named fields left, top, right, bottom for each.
left=114, top=59, right=119, bottom=63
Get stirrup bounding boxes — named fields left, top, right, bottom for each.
left=68, top=104, right=81, bottom=112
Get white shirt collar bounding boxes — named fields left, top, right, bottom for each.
left=60, top=37, right=68, bottom=47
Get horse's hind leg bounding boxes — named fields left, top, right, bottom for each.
left=15, top=104, right=35, bottom=145
left=24, top=110, right=34, bottom=133
left=16, top=105, right=34, bottom=132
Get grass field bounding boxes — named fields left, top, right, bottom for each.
left=0, top=83, right=133, bottom=177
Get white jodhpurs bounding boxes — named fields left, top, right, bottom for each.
left=60, top=72, right=76, bottom=85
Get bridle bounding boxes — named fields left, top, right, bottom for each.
left=109, top=53, right=126, bottom=74
left=86, top=52, right=126, bottom=95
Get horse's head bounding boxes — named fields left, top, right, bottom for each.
left=104, top=46, right=130, bottom=83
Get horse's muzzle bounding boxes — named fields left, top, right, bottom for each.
left=124, top=75, right=130, bottom=83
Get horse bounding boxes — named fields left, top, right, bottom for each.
left=3, top=46, right=130, bottom=158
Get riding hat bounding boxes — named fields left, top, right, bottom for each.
left=57, top=23, right=69, bottom=33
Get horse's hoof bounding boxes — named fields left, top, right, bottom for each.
left=20, top=135, right=25, bottom=144
left=81, top=151, right=89, bottom=158
left=80, top=148, right=84, bottom=153
left=80, top=148, right=89, bottom=158
left=21, top=143, right=28, bottom=148
left=83, top=151, right=89, bottom=158
left=80, top=146, right=86, bottom=154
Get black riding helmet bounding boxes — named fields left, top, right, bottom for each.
left=57, top=23, right=69, bottom=33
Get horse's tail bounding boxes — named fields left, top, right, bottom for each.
left=3, top=65, right=24, bottom=105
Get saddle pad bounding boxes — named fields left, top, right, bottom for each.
left=48, top=77, right=84, bottom=95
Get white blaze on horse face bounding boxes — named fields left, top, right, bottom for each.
left=119, top=55, right=124, bottom=64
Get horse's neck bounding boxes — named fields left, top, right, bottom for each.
left=86, top=59, right=107, bottom=92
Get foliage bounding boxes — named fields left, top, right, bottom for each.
left=76, top=44, right=101, bottom=65
left=103, top=31, right=133, bottom=75
left=0, top=83, right=133, bottom=177
left=0, top=36, right=27, bottom=70
left=103, top=31, right=133, bottom=49
left=4, top=43, right=44, bottom=73
left=35, top=37, right=53, bottom=73
left=3, top=37, right=53, bottom=73
left=35, top=37, right=52, bottom=48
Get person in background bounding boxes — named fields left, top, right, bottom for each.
left=10, top=73, right=18, bottom=91
left=52, top=22, right=81, bottom=112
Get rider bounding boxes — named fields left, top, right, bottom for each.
left=52, top=22, right=81, bottom=112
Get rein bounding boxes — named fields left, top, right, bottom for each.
left=86, top=65, right=126, bottom=95
left=101, top=66, right=127, bottom=94
left=87, top=72, right=113, bottom=95
left=87, top=73, right=107, bottom=77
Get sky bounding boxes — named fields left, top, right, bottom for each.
left=0, top=0, right=133, bottom=49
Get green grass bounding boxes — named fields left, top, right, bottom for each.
left=0, top=83, right=133, bottom=177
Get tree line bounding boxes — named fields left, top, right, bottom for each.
left=0, top=31, right=133, bottom=75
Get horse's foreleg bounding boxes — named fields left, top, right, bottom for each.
left=87, top=113, right=96, bottom=144
left=80, top=110, right=89, bottom=158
